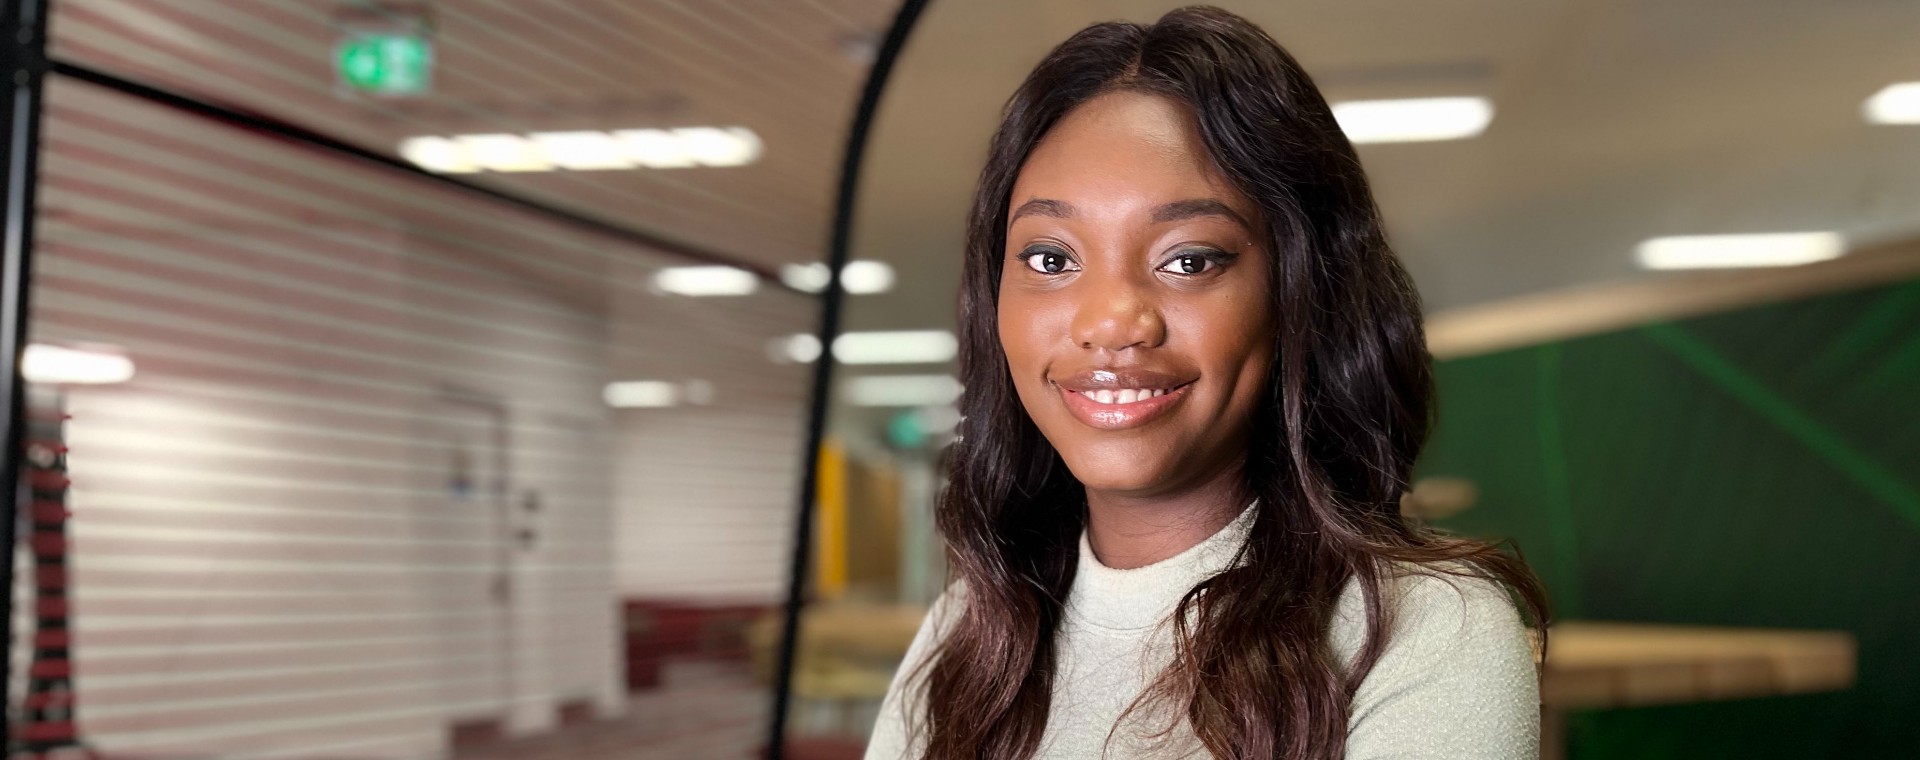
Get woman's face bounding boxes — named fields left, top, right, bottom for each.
left=999, top=91, right=1274, bottom=500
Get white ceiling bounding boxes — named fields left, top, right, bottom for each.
left=843, top=0, right=1920, bottom=339
left=48, top=0, right=1920, bottom=423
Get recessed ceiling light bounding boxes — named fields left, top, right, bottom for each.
left=24, top=343, right=135, bottom=385
left=1635, top=232, right=1845, bottom=270
left=844, top=374, right=963, bottom=407
left=652, top=266, right=759, bottom=296
left=1864, top=82, right=1920, bottom=124
left=1331, top=97, right=1494, bottom=144
left=779, top=261, right=895, bottom=294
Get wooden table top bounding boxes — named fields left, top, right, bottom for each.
left=1541, top=621, right=1856, bottom=709
left=765, top=607, right=1858, bottom=710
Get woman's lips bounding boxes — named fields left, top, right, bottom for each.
left=1052, top=371, right=1194, bottom=430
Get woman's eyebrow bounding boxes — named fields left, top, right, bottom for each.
left=1151, top=198, right=1249, bottom=227
left=1009, top=198, right=1076, bottom=223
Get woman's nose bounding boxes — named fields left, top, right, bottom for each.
left=1069, top=274, right=1167, bottom=352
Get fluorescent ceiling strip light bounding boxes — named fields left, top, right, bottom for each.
left=398, top=136, right=479, bottom=173
left=530, top=131, right=633, bottom=170
left=400, top=127, right=764, bottom=173
left=1864, top=82, right=1920, bottom=124
left=832, top=330, right=957, bottom=364
left=780, top=261, right=896, bottom=294
left=773, top=330, right=957, bottom=364
left=844, top=374, right=963, bottom=407
left=24, top=343, right=135, bottom=384
left=1635, top=232, right=1845, bottom=270
left=457, top=134, right=553, bottom=172
left=773, top=334, right=824, bottom=363
left=603, top=380, right=679, bottom=408
left=1331, top=97, right=1494, bottom=144
left=617, top=129, right=699, bottom=169
left=673, top=127, right=764, bottom=167
left=653, top=266, right=759, bottom=296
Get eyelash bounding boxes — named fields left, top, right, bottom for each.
left=1014, top=246, right=1237, bottom=276
left=1157, top=248, right=1235, bottom=275
left=1016, top=245, right=1078, bottom=274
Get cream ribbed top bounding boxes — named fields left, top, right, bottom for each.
left=864, top=504, right=1539, bottom=759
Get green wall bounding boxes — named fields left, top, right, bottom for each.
left=1420, top=278, right=1920, bottom=759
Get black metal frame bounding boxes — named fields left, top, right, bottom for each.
left=0, top=0, right=49, bottom=746
left=766, top=0, right=934, bottom=755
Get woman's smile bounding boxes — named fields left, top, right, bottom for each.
left=1049, top=367, right=1196, bottom=429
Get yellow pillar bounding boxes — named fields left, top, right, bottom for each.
left=815, top=439, right=848, bottom=599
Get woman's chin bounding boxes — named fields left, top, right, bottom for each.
left=1060, top=452, right=1181, bottom=498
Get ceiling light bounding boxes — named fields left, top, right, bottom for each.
left=604, top=380, right=678, bottom=408
left=457, top=134, right=554, bottom=172
left=844, top=374, right=962, bottom=407
left=673, top=127, right=763, bottom=167
left=1864, top=82, right=1920, bottom=124
left=24, top=343, right=135, bottom=385
left=531, top=131, right=634, bottom=170
left=652, top=266, right=759, bottom=296
left=400, top=127, right=764, bottom=173
left=1331, top=97, right=1494, bottom=144
left=398, top=136, right=479, bottom=173
left=1635, top=232, right=1845, bottom=270
left=774, top=330, right=957, bottom=364
left=840, top=260, right=895, bottom=294
left=780, top=261, right=895, bottom=294
left=772, top=333, right=823, bottom=364
left=617, top=129, right=698, bottom=169
left=831, top=330, right=956, bottom=364
left=782, top=263, right=833, bottom=293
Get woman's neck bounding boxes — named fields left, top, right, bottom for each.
left=1083, top=470, right=1248, bottom=570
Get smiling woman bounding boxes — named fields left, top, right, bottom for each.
left=866, top=6, right=1548, bottom=760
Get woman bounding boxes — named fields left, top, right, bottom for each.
left=867, top=6, right=1548, bottom=759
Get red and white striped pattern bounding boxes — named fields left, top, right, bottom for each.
left=20, top=65, right=817, bottom=758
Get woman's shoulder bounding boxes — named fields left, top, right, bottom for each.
left=1330, top=561, right=1542, bottom=759
left=1328, top=561, right=1534, bottom=667
left=894, top=580, right=971, bottom=677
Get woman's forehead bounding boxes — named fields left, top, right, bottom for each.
left=1011, top=91, right=1251, bottom=224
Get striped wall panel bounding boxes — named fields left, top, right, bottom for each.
left=11, top=70, right=817, bottom=758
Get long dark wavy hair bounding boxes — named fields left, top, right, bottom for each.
left=914, top=6, right=1548, bottom=760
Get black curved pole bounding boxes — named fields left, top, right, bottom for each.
left=0, top=0, right=48, bottom=753
left=768, top=0, right=933, bottom=755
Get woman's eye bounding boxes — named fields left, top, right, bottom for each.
left=1159, top=252, right=1219, bottom=275
left=1019, top=248, right=1076, bottom=274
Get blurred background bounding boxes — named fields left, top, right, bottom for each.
left=2, top=1, right=1916, bottom=759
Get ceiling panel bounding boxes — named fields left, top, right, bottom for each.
left=52, top=0, right=902, bottom=269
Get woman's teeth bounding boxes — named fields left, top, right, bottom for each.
left=1077, top=388, right=1169, bottom=405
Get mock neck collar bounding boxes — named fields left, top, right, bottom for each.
left=1065, top=501, right=1258, bottom=631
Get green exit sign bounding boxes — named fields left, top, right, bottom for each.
left=336, top=33, right=432, bottom=95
